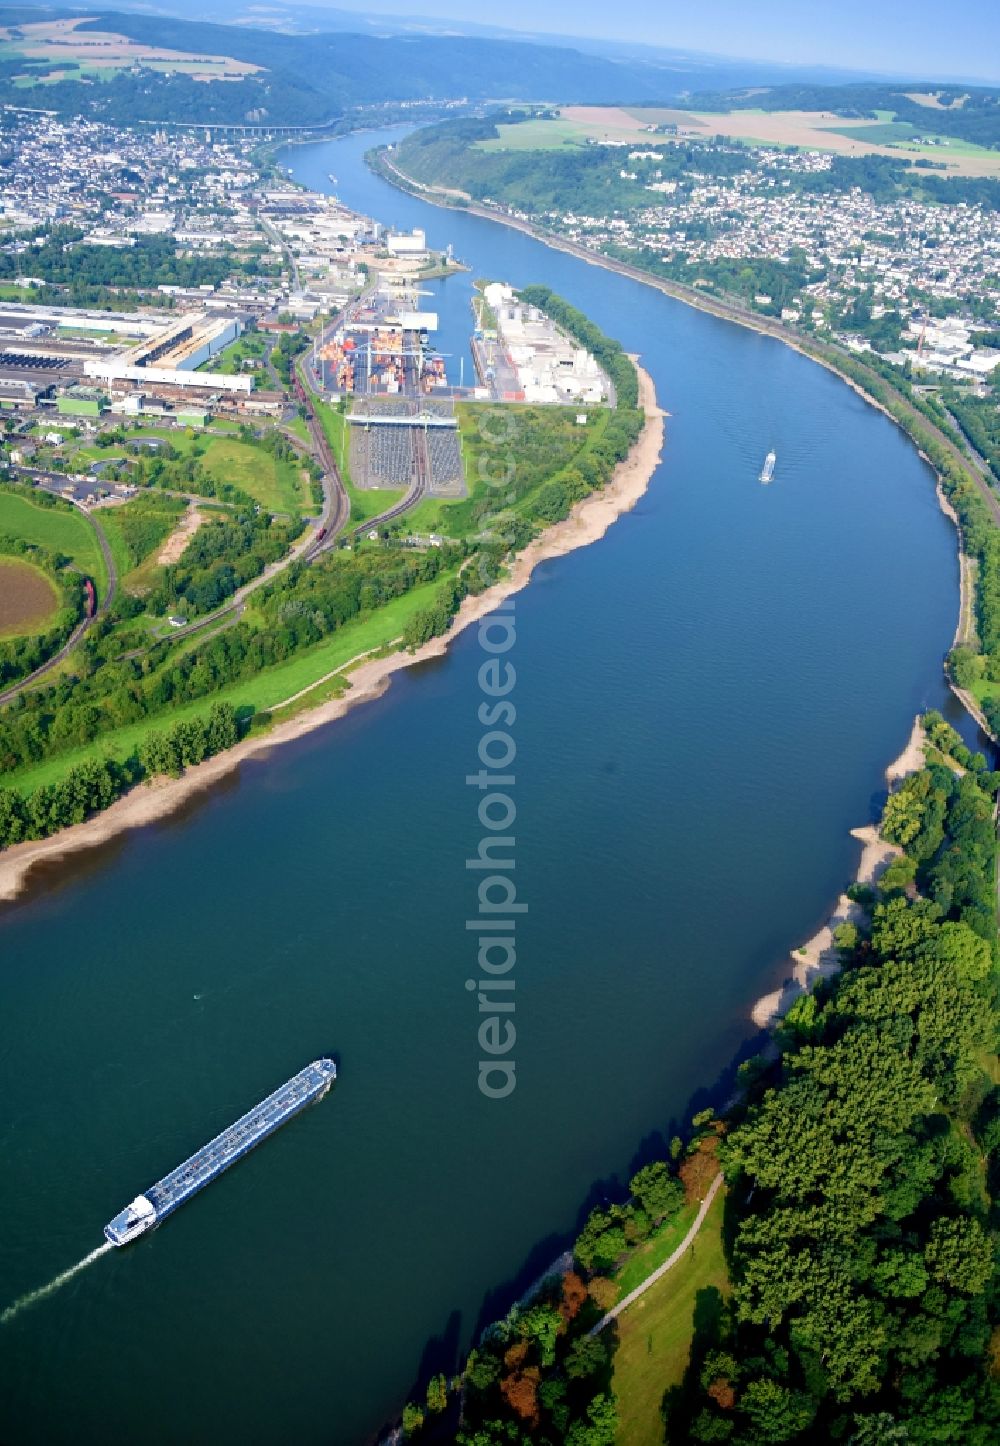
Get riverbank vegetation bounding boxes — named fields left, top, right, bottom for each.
left=670, top=717, right=999, bottom=1442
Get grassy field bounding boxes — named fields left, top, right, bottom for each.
left=477, top=117, right=590, bottom=151
left=611, top=1187, right=729, bottom=1446
left=194, top=436, right=307, bottom=514
left=0, top=490, right=106, bottom=590
left=0, top=282, right=43, bottom=302
left=200, top=332, right=268, bottom=379
left=613, top=1204, right=701, bottom=1297
left=0, top=556, right=61, bottom=639
left=107, top=429, right=308, bottom=514
left=2, top=576, right=448, bottom=796
left=287, top=416, right=312, bottom=447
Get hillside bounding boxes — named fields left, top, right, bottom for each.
left=0, top=6, right=701, bottom=126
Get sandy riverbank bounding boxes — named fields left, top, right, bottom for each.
left=750, top=715, right=926, bottom=1028
left=0, top=365, right=665, bottom=904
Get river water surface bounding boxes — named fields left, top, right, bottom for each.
left=0, top=127, right=976, bottom=1444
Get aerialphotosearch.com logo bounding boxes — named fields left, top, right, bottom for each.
left=466, top=599, right=520, bottom=1099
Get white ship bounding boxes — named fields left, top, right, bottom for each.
left=759, top=450, right=776, bottom=484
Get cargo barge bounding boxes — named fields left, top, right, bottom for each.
left=104, top=1058, right=337, bottom=1246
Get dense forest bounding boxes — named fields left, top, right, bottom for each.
left=0, top=228, right=235, bottom=293
left=672, top=717, right=1000, bottom=1442
left=386, top=115, right=651, bottom=215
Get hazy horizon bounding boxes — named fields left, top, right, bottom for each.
left=288, top=0, right=1000, bottom=84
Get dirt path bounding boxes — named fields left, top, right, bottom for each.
left=589, top=1174, right=725, bottom=1335
left=156, top=504, right=207, bottom=565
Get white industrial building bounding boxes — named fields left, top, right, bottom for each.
left=484, top=282, right=609, bottom=406
left=385, top=228, right=427, bottom=255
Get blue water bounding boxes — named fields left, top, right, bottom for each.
left=0, top=127, right=975, bottom=1446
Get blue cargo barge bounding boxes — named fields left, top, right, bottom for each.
left=104, top=1058, right=337, bottom=1246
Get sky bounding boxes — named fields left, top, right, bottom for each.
left=305, top=0, right=1000, bottom=83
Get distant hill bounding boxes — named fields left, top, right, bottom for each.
left=3, top=8, right=997, bottom=136
left=0, top=5, right=939, bottom=131
left=0, top=5, right=756, bottom=127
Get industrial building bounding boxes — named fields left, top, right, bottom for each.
left=84, top=312, right=251, bottom=396
left=477, top=283, right=609, bottom=405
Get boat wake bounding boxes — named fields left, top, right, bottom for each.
left=0, top=1242, right=112, bottom=1326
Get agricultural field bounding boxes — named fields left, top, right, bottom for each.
left=549, top=105, right=1000, bottom=178
left=0, top=556, right=60, bottom=639
left=0, top=488, right=106, bottom=590
left=0, top=16, right=260, bottom=87
left=476, top=116, right=594, bottom=152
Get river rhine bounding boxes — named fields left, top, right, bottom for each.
left=0, top=127, right=977, bottom=1444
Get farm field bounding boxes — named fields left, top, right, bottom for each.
left=0, top=557, right=60, bottom=639
left=0, top=15, right=260, bottom=85
left=477, top=116, right=593, bottom=151
left=556, top=105, right=1000, bottom=177
left=0, top=490, right=106, bottom=590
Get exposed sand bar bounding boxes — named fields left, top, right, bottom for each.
left=751, top=716, right=926, bottom=1028
left=0, top=365, right=665, bottom=904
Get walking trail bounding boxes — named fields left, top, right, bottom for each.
left=589, top=1172, right=724, bottom=1335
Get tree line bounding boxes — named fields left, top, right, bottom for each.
left=515, top=286, right=641, bottom=411
left=395, top=1144, right=711, bottom=1443
left=0, top=702, right=238, bottom=849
